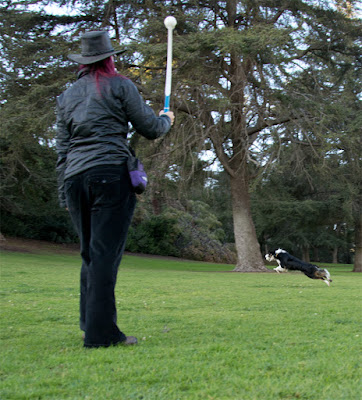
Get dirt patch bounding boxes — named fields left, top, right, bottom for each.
left=0, top=236, right=80, bottom=255
left=0, top=237, right=266, bottom=271
left=0, top=236, right=197, bottom=262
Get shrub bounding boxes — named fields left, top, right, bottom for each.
left=126, top=201, right=236, bottom=263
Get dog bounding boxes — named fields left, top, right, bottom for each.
left=265, top=248, right=332, bottom=286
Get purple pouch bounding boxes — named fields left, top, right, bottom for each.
left=127, top=156, right=148, bottom=194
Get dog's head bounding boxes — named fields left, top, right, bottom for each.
left=315, top=268, right=333, bottom=286
left=265, top=252, right=275, bottom=262
left=265, top=248, right=285, bottom=262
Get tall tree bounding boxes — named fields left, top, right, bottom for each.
left=0, top=1, right=93, bottom=240
left=252, top=141, right=355, bottom=263
left=325, top=71, right=362, bottom=271
left=118, top=0, right=360, bottom=271
left=1, top=0, right=360, bottom=270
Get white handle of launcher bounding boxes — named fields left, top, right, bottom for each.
left=164, top=16, right=177, bottom=112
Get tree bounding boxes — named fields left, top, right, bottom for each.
left=119, top=0, right=360, bottom=271
left=252, top=142, right=355, bottom=263
left=325, top=71, right=362, bottom=271
left=0, top=3, right=76, bottom=241
left=1, top=0, right=360, bottom=269
left=250, top=8, right=361, bottom=269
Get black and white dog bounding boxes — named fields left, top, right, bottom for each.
left=265, top=249, right=332, bottom=286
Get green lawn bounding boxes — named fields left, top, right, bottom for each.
left=1, top=249, right=361, bottom=399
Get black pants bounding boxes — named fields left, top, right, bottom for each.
left=65, top=165, right=136, bottom=347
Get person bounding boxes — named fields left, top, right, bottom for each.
left=56, top=31, right=174, bottom=348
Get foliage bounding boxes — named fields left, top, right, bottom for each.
left=0, top=210, right=76, bottom=243
left=0, top=0, right=361, bottom=269
left=127, top=200, right=235, bottom=263
left=127, top=208, right=182, bottom=256
left=250, top=29, right=361, bottom=265
left=1, top=249, right=360, bottom=399
left=0, top=1, right=75, bottom=239
left=120, top=0, right=361, bottom=270
left=251, top=140, right=356, bottom=262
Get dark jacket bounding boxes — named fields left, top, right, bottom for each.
left=56, top=71, right=171, bottom=207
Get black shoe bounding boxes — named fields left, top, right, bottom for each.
left=121, top=336, right=138, bottom=345
left=82, top=333, right=137, bottom=346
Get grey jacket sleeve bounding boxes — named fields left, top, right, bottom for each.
left=55, top=97, right=70, bottom=208
left=122, top=80, right=171, bottom=139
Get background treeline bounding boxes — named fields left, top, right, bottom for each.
left=0, top=1, right=361, bottom=267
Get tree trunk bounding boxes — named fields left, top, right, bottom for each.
left=302, top=246, right=310, bottom=263
left=353, top=211, right=362, bottom=272
left=332, top=246, right=338, bottom=264
left=313, top=247, right=320, bottom=262
left=230, top=172, right=268, bottom=272
left=151, top=196, right=162, bottom=215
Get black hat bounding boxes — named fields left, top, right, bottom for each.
left=68, top=31, right=126, bottom=64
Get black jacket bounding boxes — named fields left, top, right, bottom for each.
left=56, top=71, right=171, bottom=207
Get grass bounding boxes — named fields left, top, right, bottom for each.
left=0, top=247, right=361, bottom=400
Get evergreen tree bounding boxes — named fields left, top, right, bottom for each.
left=252, top=142, right=355, bottom=263
left=1, top=1, right=360, bottom=270
left=0, top=2, right=77, bottom=240
left=120, top=0, right=360, bottom=271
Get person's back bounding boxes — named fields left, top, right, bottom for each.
left=56, top=31, right=174, bottom=348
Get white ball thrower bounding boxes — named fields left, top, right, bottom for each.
left=164, top=16, right=177, bottom=112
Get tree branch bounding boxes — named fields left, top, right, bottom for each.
left=267, top=8, right=286, bottom=24
left=208, top=129, right=236, bottom=178
left=247, top=114, right=300, bottom=143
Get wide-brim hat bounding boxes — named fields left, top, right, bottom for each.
left=68, top=31, right=126, bottom=64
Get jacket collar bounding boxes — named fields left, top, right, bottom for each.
left=77, top=67, right=91, bottom=80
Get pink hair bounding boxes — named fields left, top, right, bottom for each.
left=79, top=57, right=126, bottom=93
left=81, top=56, right=117, bottom=76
